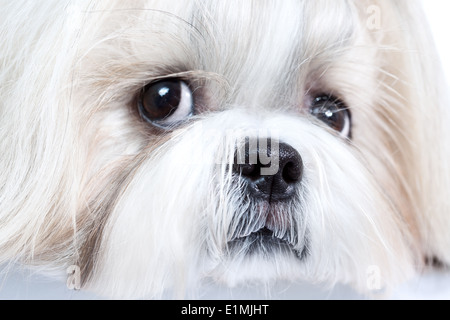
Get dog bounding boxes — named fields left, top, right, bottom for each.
left=0, top=0, right=449, bottom=299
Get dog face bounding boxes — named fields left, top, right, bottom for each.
left=1, top=0, right=449, bottom=299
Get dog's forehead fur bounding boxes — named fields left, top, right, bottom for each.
left=104, top=0, right=356, bottom=64
left=79, top=0, right=360, bottom=109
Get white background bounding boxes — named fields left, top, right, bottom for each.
left=424, top=0, right=450, bottom=84
left=1, top=0, right=450, bottom=300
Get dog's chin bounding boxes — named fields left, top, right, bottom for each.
left=208, top=197, right=309, bottom=287
left=209, top=236, right=306, bottom=287
left=225, top=201, right=309, bottom=262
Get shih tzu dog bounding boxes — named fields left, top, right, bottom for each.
left=0, top=0, right=449, bottom=299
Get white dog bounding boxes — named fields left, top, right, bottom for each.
left=0, top=0, right=449, bottom=299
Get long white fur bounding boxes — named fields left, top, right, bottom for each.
left=0, top=0, right=449, bottom=299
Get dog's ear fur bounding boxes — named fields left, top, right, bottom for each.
left=401, top=1, right=450, bottom=265
left=0, top=1, right=93, bottom=271
left=358, top=0, right=450, bottom=263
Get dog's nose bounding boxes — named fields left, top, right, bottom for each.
left=233, top=140, right=303, bottom=202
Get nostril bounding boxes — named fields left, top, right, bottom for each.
left=282, top=161, right=302, bottom=184
left=239, top=164, right=259, bottom=180
left=280, top=145, right=303, bottom=185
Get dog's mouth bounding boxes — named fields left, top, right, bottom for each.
left=227, top=225, right=308, bottom=260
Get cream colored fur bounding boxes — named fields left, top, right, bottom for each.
left=0, top=0, right=449, bottom=299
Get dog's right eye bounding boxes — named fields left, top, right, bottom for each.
left=310, top=95, right=352, bottom=139
left=138, top=79, right=194, bottom=129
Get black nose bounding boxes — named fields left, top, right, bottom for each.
left=233, top=139, right=303, bottom=202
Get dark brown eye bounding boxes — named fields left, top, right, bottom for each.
left=310, top=95, right=352, bottom=138
left=138, top=79, right=194, bottom=129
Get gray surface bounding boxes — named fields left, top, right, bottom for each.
left=1, top=267, right=450, bottom=300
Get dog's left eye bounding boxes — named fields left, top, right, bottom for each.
left=138, top=79, right=194, bottom=129
left=310, top=95, right=352, bottom=138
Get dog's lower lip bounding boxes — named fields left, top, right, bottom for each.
left=255, top=227, right=274, bottom=237
left=228, top=228, right=307, bottom=260
left=234, top=227, right=293, bottom=249
left=243, top=227, right=279, bottom=241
